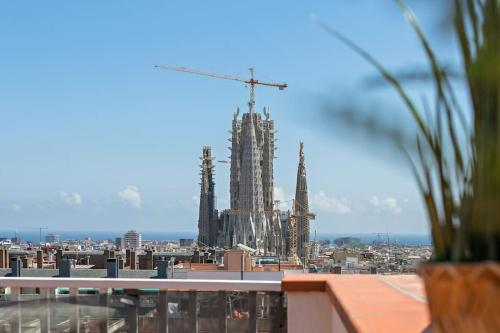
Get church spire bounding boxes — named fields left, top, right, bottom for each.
left=198, top=146, right=216, bottom=246
left=295, top=141, right=310, bottom=259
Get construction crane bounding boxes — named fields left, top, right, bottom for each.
left=154, top=64, right=287, bottom=114
left=37, top=227, right=48, bottom=245
left=13, top=227, right=48, bottom=245
left=155, top=63, right=290, bottom=253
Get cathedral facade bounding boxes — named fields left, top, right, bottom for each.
left=197, top=107, right=310, bottom=257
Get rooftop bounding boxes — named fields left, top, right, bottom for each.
left=0, top=273, right=430, bottom=332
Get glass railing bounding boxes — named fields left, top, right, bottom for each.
left=0, top=278, right=285, bottom=333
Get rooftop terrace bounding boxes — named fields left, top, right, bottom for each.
left=0, top=274, right=429, bottom=332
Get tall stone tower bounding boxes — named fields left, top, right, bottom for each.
left=295, top=141, right=310, bottom=259
left=223, top=105, right=281, bottom=253
left=197, top=146, right=217, bottom=246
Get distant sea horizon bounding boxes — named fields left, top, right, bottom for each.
left=0, top=230, right=432, bottom=246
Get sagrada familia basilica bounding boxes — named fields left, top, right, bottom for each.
left=197, top=101, right=312, bottom=259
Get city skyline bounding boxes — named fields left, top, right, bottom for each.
left=0, top=1, right=461, bottom=234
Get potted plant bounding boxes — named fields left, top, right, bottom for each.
left=317, top=0, right=499, bottom=331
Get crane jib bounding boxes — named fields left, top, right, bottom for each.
left=155, top=64, right=287, bottom=112
left=155, top=64, right=287, bottom=91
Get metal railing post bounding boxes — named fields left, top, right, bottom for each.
left=39, top=288, right=51, bottom=332
left=240, top=255, right=244, bottom=280
left=99, top=288, right=109, bottom=333
left=249, top=291, right=257, bottom=333
left=272, top=293, right=284, bottom=333
left=127, top=300, right=139, bottom=333
left=69, top=287, right=80, bottom=333
left=188, top=291, right=198, bottom=333
left=218, top=290, right=227, bottom=333
left=10, top=287, right=21, bottom=333
left=159, top=291, right=168, bottom=333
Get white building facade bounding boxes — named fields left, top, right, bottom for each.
left=123, top=230, right=142, bottom=249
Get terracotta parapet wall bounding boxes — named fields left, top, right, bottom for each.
left=281, top=274, right=327, bottom=292
left=282, top=274, right=429, bottom=333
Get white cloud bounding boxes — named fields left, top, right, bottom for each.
left=311, top=191, right=351, bottom=214
left=178, top=195, right=199, bottom=213
left=11, top=203, right=22, bottom=212
left=274, top=186, right=293, bottom=210
left=118, top=185, right=141, bottom=209
left=369, top=196, right=402, bottom=215
left=274, top=186, right=287, bottom=203
left=60, top=192, right=82, bottom=206
left=191, top=195, right=199, bottom=207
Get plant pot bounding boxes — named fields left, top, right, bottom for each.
left=418, top=261, right=500, bottom=333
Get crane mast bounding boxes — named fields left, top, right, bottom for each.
left=248, top=68, right=255, bottom=114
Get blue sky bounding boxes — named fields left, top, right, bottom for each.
left=0, top=1, right=463, bottom=235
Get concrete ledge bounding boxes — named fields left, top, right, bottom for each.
left=0, top=277, right=281, bottom=292
left=283, top=274, right=429, bottom=333
left=281, top=274, right=327, bottom=292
